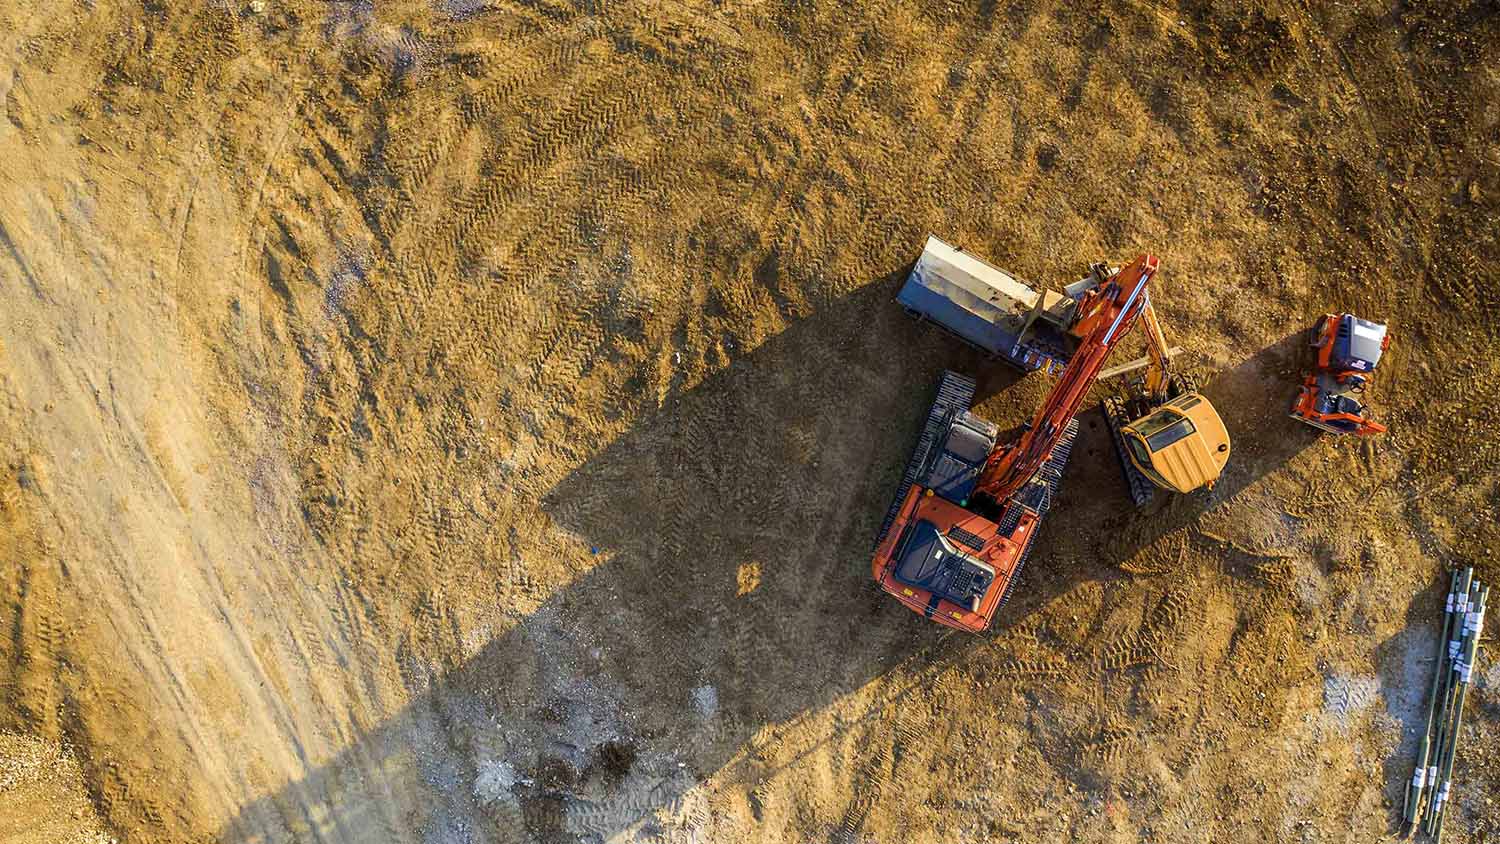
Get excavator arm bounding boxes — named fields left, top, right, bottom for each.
left=1136, top=294, right=1173, bottom=403
left=974, top=254, right=1159, bottom=503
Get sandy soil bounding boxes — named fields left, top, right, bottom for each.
left=1, top=0, right=1498, bottom=842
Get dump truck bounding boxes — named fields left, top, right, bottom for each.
left=897, top=235, right=1101, bottom=376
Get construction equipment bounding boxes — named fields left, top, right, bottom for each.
left=1289, top=313, right=1390, bottom=436
left=1406, top=567, right=1489, bottom=840
left=872, top=249, right=1157, bottom=633
left=1100, top=281, right=1232, bottom=506
left=897, top=235, right=1104, bottom=375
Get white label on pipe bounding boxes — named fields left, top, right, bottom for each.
left=1466, top=608, right=1486, bottom=636
left=1412, top=767, right=1427, bottom=787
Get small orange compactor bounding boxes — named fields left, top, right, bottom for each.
left=1289, top=312, right=1390, bottom=436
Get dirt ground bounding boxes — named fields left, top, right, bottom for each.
left=1, top=0, right=1498, bottom=842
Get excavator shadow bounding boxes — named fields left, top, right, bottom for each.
left=517, top=264, right=1089, bottom=836
left=1049, top=329, right=1325, bottom=576
left=217, top=283, right=1332, bottom=844
left=216, top=264, right=1086, bottom=844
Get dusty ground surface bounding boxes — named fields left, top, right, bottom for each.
left=1, top=0, right=1499, bottom=841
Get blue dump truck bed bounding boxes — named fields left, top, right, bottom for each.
left=897, top=235, right=1078, bottom=376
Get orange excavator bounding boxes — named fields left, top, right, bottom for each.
left=872, top=253, right=1158, bottom=632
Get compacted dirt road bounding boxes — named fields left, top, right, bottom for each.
left=1, top=1, right=1498, bottom=842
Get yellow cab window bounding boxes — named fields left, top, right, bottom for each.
left=1133, top=409, right=1180, bottom=438
left=1146, top=417, right=1197, bottom=451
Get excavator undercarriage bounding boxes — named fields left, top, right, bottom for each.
left=873, top=371, right=1076, bottom=623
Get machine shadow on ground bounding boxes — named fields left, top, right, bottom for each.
left=216, top=264, right=1095, bottom=844
left=218, top=277, right=1326, bottom=844
left=1374, top=611, right=1443, bottom=836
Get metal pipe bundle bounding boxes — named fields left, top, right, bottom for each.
left=1430, top=584, right=1487, bottom=842
left=1424, top=569, right=1474, bottom=827
left=1405, top=570, right=1460, bottom=825
left=1406, top=568, right=1488, bottom=840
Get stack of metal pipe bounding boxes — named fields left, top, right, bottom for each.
left=1403, top=567, right=1489, bottom=841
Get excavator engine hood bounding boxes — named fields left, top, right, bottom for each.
left=890, top=519, right=995, bottom=611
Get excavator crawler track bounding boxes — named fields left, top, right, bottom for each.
left=995, top=418, right=1079, bottom=611
left=1101, top=396, right=1156, bottom=508
left=873, top=371, right=976, bottom=548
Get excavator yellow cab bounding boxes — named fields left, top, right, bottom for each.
left=1117, top=391, right=1231, bottom=495
left=1100, top=289, right=1233, bottom=506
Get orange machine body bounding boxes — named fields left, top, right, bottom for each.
left=1289, top=313, right=1390, bottom=437
left=871, top=485, right=1040, bottom=632
left=872, top=255, right=1158, bottom=632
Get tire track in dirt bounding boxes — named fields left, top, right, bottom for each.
left=389, top=24, right=606, bottom=217
left=1092, top=586, right=1196, bottom=674
left=360, top=28, right=733, bottom=488
left=832, top=730, right=890, bottom=844
left=8, top=1, right=1500, bottom=842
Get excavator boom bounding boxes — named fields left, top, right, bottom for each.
left=975, top=255, right=1158, bottom=503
